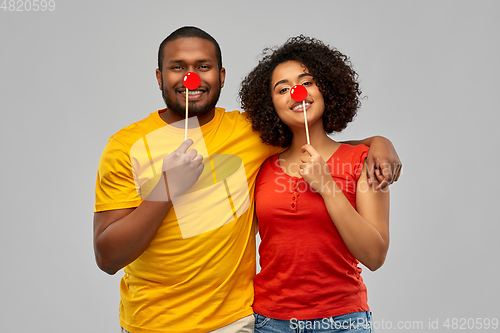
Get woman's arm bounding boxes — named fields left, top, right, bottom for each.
left=342, top=136, right=402, bottom=190
left=300, top=145, right=390, bottom=271
left=324, top=165, right=390, bottom=271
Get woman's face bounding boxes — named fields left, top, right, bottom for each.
left=270, top=60, right=325, bottom=130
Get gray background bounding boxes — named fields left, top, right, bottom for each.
left=1, top=1, right=499, bottom=332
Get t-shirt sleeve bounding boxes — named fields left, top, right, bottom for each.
left=353, top=144, right=370, bottom=182
left=268, top=144, right=285, bottom=158
left=239, top=110, right=285, bottom=158
left=94, top=138, right=142, bottom=212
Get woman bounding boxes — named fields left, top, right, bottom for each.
left=239, top=36, right=390, bottom=332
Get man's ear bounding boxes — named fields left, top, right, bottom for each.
left=219, top=67, right=226, bottom=88
left=155, top=68, right=163, bottom=90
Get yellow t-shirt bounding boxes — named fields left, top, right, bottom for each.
left=95, top=108, right=280, bottom=333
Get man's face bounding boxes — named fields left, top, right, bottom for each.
left=156, top=37, right=225, bottom=120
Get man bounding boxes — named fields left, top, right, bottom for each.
left=94, top=26, right=401, bottom=333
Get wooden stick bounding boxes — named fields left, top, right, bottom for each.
left=303, top=100, right=310, bottom=145
left=185, top=88, right=189, bottom=141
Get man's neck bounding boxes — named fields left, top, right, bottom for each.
left=159, top=108, right=216, bottom=126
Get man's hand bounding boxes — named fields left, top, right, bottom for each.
left=365, top=136, right=402, bottom=190
left=146, top=139, right=204, bottom=201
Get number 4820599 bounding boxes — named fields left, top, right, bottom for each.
left=1, top=0, right=56, bottom=11
left=443, top=318, right=498, bottom=330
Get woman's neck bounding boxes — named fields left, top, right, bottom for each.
left=285, top=122, right=339, bottom=160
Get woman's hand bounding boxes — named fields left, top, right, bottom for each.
left=299, top=144, right=334, bottom=196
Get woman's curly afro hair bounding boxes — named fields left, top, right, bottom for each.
left=239, top=35, right=362, bottom=148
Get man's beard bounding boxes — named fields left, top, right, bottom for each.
left=161, top=83, right=221, bottom=118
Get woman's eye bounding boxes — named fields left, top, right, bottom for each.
left=279, top=87, right=289, bottom=94
left=302, top=81, right=312, bottom=86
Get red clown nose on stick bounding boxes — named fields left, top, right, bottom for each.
left=183, top=72, right=201, bottom=140
left=290, top=84, right=307, bottom=102
left=290, top=85, right=310, bottom=145
left=183, top=72, right=201, bottom=90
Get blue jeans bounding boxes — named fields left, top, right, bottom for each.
left=254, top=311, right=373, bottom=333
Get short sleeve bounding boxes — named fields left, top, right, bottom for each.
left=94, top=138, right=142, bottom=212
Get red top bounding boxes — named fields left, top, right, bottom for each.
left=253, top=144, right=370, bottom=320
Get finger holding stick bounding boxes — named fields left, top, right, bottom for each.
left=299, top=144, right=334, bottom=195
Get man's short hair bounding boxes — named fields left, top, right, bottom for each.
left=158, top=26, right=223, bottom=72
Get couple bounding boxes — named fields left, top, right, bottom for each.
left=94, top=26, right=399, bottom=333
